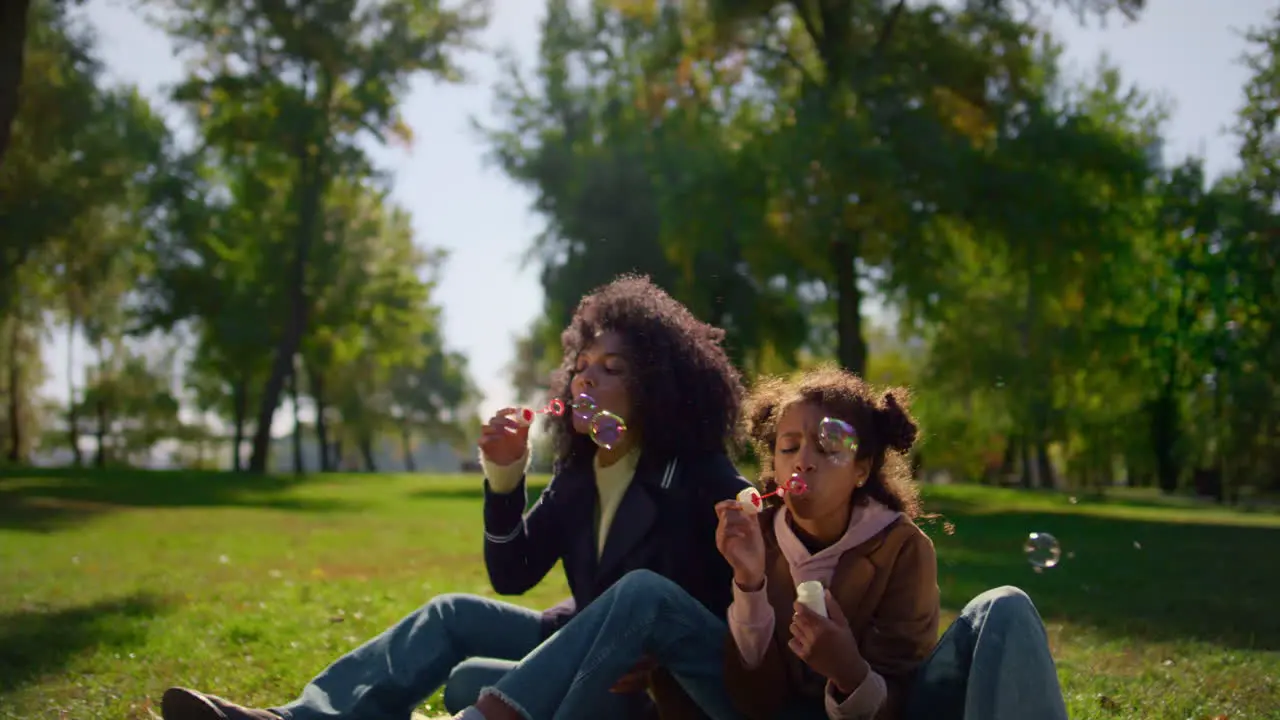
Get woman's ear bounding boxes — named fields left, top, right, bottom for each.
left=854, top=458, right=873, bottom=488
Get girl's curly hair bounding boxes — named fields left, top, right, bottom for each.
left=744, top=365, right=922, bottom=517
left=545, top=274, right=744, bottom=468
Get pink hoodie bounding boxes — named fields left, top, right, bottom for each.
left=727, top=499, right=904, bottom=719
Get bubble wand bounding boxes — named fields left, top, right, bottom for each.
left=506, top=394, right=629, bottom=451
left=508, top=399, right=566, bottom=426
left=737, top=474, right=809, bottom=514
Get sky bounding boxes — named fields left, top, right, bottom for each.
left=40, top=0, right=1276, bottom=433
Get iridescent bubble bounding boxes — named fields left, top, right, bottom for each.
left=1023, top=532, right=1062, bottom=569
left=589, top=411, right=627, bottom=450
left=572, top=393, right=598, bottom=423
left=818, top=417, right=857, bottom=464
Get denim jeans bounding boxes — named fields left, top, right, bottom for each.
left=477, top=569, right=742, bottom=720
left=471, top=575, right=1066, bottom=720
left=905, top=585, right=1069, bottom=720
left=271, top=593, right=640, bottom=720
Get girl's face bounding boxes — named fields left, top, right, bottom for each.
left=569, top=331, right=634, bottom=437
left=773, top=401, right=869, bottom=522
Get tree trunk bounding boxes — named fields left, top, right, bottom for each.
left=400, top=421, right=416, bottom=472
left=1150, top=392, right=1180, bottom=493
left=66, top=319, right=82, bottom=466
left=0, top=0, right=32, bottom=171
left=998, top=435, right=1018, bottom=485
left=1036, top=441, right=1054, bottom=490
left=308, top=363, right=331, bottom=471
left=6, top=317, right=22, bottom=464
left=94, top=399, right=107, bottom=468
left=359, top=432, right=377, bottom=472
left=288, top=361, right=304, bottom=474
left=1020, top=440, right=1035, bottom=489
left=232, top=378, right=247, bottom=472
left=248, top=73, right=334, bottom=474
left=830, top=236, right=867, bottom=376
left=1149, top=248, right=1194, bottom=494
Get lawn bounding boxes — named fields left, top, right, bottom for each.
left=1, top=469, right=1277, bottom=720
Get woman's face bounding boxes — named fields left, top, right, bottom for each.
left=773, top=401, right=868, bottom=521
left=569, top=330, right=634, bottom=437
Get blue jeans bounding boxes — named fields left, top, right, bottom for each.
left=271, top=593, right=641, bottom=720
left=472, top=575, right=1066, bottom=720
left=906, top=586, right=1069, bottom=720
left=477, top=570, right=742, bottom=720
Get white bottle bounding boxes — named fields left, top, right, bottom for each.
left=737, top=487, right=763, bottom=514
left=507, top=408, right=535, bottom=428
left=796, top=580, right=827, bottom=618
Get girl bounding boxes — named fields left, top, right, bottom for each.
left=159, top=275, right=753, bottom=720
left=452, top=366, right=1068, bottom=720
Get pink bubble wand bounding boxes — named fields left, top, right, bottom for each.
left=508, top=399, right=566, bottom=427
left=737, top=474, right=809, bottom=513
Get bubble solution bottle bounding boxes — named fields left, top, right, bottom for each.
left=795, top=580, right=827, bottom=618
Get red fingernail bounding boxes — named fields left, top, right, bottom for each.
left=523, top=408, right=534, bottom=422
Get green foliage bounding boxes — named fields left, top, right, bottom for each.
left=485, top=0, right=1279, bottom=500
left=4, top=0, right=1278, bottom=504
left=148, top=0, right=488, bottom=472
left=2, top=0, right=483, bottom=471
left=77, top=349, right=182, bottom=465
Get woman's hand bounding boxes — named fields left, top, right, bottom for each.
left=788, top=590, right=868, bottom=694
left=477, top=407, right=530, bottom=466
left=715, top=500, right=766, bottom=590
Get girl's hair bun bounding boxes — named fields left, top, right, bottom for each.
left=879, top=391, right=918, bottom=454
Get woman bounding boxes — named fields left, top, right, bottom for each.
left=451, top=366, right=1069, bottom=720
left=159, top=275, right=752, bottom=720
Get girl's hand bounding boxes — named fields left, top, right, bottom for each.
left=477, top=408, right=530, bottom=466
left=715, top=500, right=766, bottom=589
left=788, top=590, right=869, bottom=693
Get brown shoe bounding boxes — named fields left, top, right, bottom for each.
left=161, top=687, right=282, bottom=720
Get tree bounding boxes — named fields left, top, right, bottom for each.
left=300, top=178, right=468, bottom=472
left=153, top=0, right=488, bottom=473
left=1, top=0, right=168, bottom=463
left=1205, top=8, right=1280, bottom=496
left=684, top=0, right=1148, bottom=376
left=138, top=143, right=289, bottom=471
left=484, top=0, right=808, bottom=371
left=0, top=0, right=92, bottom=169
left=76, top=346, right=181, bottom=467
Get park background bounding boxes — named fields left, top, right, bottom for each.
left=2, top=0, right=1279, bottom=718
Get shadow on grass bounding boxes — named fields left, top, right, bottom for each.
left=0, top=467, right=358, bottom=533
left=412, top=482, right=1280, bottom=650
left=0, top=591, right=172, bottom=697
left=924, top=500, right=1280, bottom=653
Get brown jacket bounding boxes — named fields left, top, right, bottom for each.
left=721, top=506, right=940, bottom=720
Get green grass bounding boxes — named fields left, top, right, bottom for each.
left=1, top=469, right=1277, bottom=720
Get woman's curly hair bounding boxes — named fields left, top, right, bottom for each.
left=744, top=365, right=922, bottom=517
left=545, top=274, right=744, bottom=467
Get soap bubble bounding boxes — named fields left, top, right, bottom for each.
left=590, top=411, right=627, bottom=450
left=818, top=417, right=857, bottom=464
left=572, top=393, right=598, bottom=423
left=1023, top=532, right=1062, bottom=569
